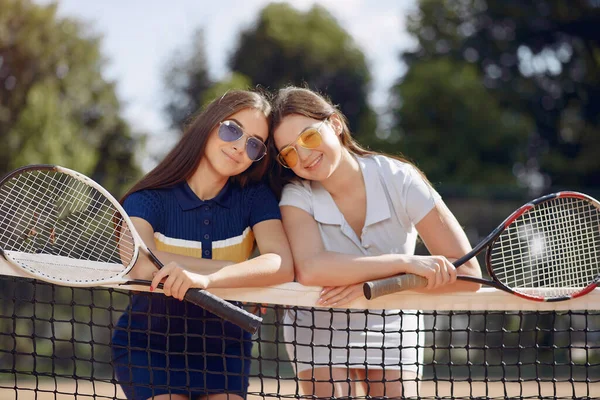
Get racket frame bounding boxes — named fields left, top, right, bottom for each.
left=0, top=164, right=144, bottom=286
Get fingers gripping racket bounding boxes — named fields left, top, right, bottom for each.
left=0, top=165, right=262, bottom=333
left=364, top=192, right=600, bottom=302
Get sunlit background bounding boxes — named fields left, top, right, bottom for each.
left=1, top=2, right=600, bottom=397
left=32, top=0, right=416, bottom=170
left=2, top=0, right=599, bottom=206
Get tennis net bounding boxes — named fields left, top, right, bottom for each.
left=1, top=259, right=599, bottom=399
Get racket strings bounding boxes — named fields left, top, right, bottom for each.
left=501, top=199, right=598, bottom=293
left=490, top=197, right=600, bottom=297
left=35, top=175, right=105, bottom=260
left=0, top=170, right=136, bottom=269
left=1, top=172, right=100, bottom=259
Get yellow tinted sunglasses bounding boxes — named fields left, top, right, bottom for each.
left=276, top=121, right=326, bottom=168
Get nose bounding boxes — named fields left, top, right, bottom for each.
left=231, top=138, right=246, bottom=154
left=296, top=145, right=313, bottom=161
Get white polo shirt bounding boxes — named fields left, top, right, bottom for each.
left=280, top=154, right=441, bottom=372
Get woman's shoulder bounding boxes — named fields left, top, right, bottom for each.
left=124, top=186, right=170, bottom=203
left=363, top=154, right=418, bottom=177
left=121, top=186, right=180, bottom=217
left=281, top=178, right=312, bottom=196
left=235, top=180, right=274, bottom=197
left=279, top=179, right=314, bottom=209
left=120, top=187, right=172, bottom=226
left=231, top=181, right=279, bottom=205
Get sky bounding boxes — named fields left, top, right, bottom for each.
left=38, top=0, right=418, bottom=168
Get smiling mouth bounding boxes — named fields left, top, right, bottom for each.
left=304, top=154, right=323, bottom=169
left=223, top=150, right=241, bottom=164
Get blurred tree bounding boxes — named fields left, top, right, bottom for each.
left=388, top=57, right=533, bottom=189
left=0, top=0, right=141, bottom=194
left=230, top=3, right=377, bottom=139
left=395, top=0, right=600, bottom=190
left=200, top=72, right=254, bottom=108
left=163, top=29, right=214, bottom=130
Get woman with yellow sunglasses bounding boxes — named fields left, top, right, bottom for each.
left=269, top=86, right=482, bottom=398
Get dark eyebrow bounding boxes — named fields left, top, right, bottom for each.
left=229, top=118, right=266, bottom=142
left=229, top=118, right=244, bottom=128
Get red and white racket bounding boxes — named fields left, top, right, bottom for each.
left=364, top=191, right=600, bottom=302
left=0, top=165, right=262, bottom=333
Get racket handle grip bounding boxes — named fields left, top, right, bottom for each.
left=184, top=289, right=262, bottom=334
left=363, top=274, right=428, bottom=300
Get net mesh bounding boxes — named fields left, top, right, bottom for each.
left=1, top=268, right=599, bottom=400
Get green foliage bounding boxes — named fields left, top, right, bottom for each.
left=163, top=29, right=212, bottom=130
left=8, top=79, right=99, bottom=172
left=397, top=0, right=600, bottom=189
left=0, top=0, right=141, bottom=195
left=389, top=58, right=533, bottom=187
left=164, top=4, right=377, bottom=138
left=162, top=30, right=254, bottom=131
left=200, top=72, right=253, bottom=107
left=229, top=3, right=376, bottom=138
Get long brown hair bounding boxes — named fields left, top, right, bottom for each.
left=122, top=89, right=272, bottom=203
left=268, top=86, right=429, bottom=198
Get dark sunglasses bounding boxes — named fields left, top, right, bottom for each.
left=218, top=120, right=267, bottom=162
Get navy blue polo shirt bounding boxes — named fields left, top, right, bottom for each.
left=111, top=180, right=281, bottom=398
left=123, top=180, right=281, bottom=262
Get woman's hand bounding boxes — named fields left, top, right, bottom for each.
left=317, top=283, right=364, bottom=307
left=406, top=255, right=457, bottom=289
left=150, top=262, right=210, bottom=301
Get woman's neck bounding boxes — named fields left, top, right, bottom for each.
left=187, top=160, right=228, bottom=200
left=320, top=150, right=362, bottom=197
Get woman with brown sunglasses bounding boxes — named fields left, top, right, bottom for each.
left=269, top=86, right=482, bottom=398
left=111, top=89, right=294, bottom=400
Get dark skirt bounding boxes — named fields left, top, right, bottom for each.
left=111, top=293, right=252, bottom=399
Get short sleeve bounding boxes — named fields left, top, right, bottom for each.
left=279, top=181, right=313, bottom=216
left=248, top=183, right=282, bottom=227
left=403, top=165, right=442, bottom=224
left=375, top=155, right=442, bottom=226
left=122, top=190, right=164, bottom=232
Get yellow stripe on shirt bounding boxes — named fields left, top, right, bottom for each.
left=153, top=229, right=255, bottom=263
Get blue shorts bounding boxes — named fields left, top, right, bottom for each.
left=111, top=294, right=253, bottom=400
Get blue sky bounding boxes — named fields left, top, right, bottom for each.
left=39, top=0, right=417, bottom=168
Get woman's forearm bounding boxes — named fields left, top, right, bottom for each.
left=150, top=250, right=233, bottom=274
left=295, top=252, right=417, bottom=287
left=206, top=253, right=294, bottom=288
left=297, top=252, right=482, bottom=292
left=150, top=250, right=292, bottom=288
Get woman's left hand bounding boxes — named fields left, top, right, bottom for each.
left=150, top=262, right=210, bottom=301
left=317, top=283, right=364, bottom=307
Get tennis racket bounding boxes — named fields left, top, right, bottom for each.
left=363, top=191, right=600, bottom=302
left=0, top=164, right=262, bottom=333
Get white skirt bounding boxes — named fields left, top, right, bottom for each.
left=283, top=308, right=424, bottom=374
